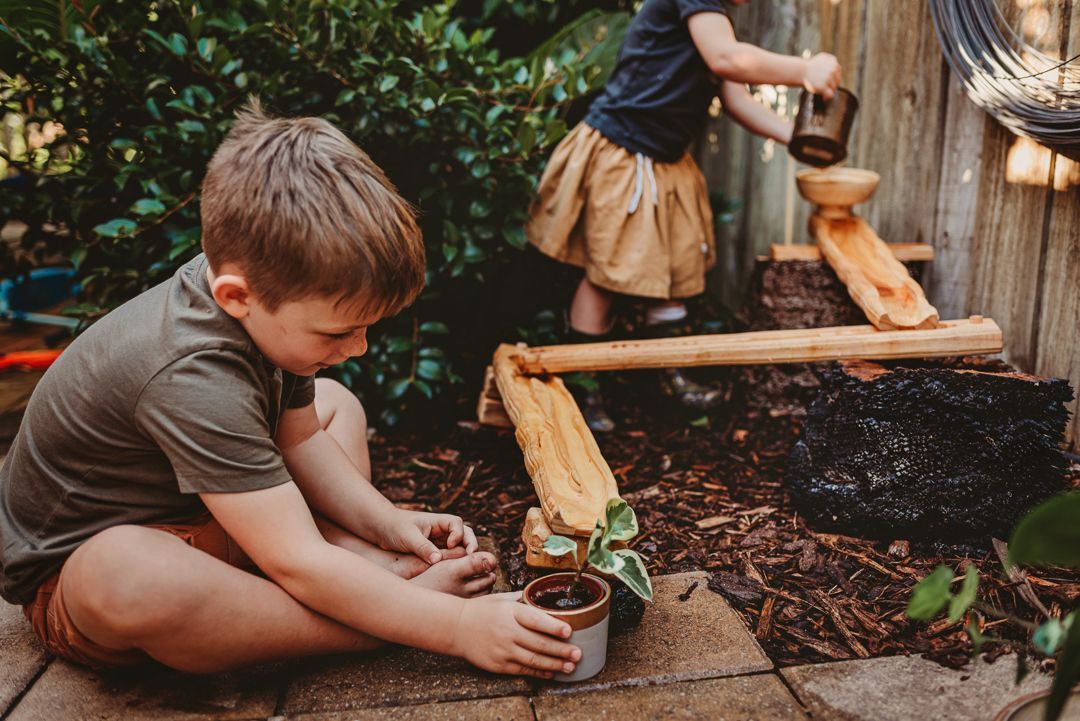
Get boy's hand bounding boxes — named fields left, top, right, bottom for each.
left=380, top=508, right=479, bottom=564
left=803, top=53, right=842, bottom=99
left=452, top=593, right=581, bottom=678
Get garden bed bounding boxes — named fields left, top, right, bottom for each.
left=370, top=369, right=1080, bottom=669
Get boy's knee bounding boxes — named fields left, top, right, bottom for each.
left=65, top=526, right=198, bottom=640
left=315, top=378, right=367, bottom=431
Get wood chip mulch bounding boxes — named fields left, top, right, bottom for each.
left=369, top=373, right=1080, bottom=669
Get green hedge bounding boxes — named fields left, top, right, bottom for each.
left=0, top=0, right=628, bottom=425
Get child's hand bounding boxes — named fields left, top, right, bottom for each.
left=452, top=593, right=581, bottom=678
left=379, top=508, right=479, bottom=564
left=802, top=53, right=842, bottom=99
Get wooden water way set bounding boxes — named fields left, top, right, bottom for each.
left=478, top=89, right=1007, bottom=569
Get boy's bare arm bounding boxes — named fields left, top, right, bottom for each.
left=719, top=80, right=794, bottom=144
left=275, top=402, right=476, bottom=563
left=688, top=12, right=841, bottom=97
left=201, top=484, right=580, bottom=677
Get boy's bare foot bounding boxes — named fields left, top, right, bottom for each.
left=411, top=552, right=497, bottom=597
left=389, top=545, right=469, bottom=580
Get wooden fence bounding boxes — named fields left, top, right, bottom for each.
left=698, top=0, right=1080, bottom=449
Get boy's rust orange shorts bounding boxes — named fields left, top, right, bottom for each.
left=22, top=515, right=252, bottom=669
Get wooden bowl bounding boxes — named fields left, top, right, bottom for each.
left=796, top=167, right=880, bottom=209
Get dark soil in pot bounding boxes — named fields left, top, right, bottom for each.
left=529, top=575, right=605, bottom=611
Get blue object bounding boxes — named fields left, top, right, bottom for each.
left=0, top=267, right=82, bottom=329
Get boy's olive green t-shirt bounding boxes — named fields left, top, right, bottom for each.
left=0, top=254, right=315, bottom=605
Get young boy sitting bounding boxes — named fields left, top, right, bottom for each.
left=0, top=103, right=581, bottom=678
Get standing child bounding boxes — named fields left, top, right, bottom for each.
left=526, top=0, right=842, bottom=430
left=0, top=102, right=581, bottom=679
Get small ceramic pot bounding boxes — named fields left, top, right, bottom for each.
left=523, top=573, right=611, bottom=682
left=993, top=689, right=1080, bottom=720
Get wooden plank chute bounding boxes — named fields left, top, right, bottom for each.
left=810, top=215, right=941, bottom=330
left=769, top=242, right=934, bottom=263
left=492, top=344, right=620, bottom=536
left=505, top=317, right=1002, bottom=376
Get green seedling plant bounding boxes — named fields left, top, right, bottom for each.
left=906, top=492, right=1080, bottom=721
left=542, top=497, right=654, bottom=603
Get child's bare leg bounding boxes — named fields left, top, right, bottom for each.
left=60, top=525, right=379, bottom=673
left=314, top=377, right=371, bottom=477
left=568, top=276, right=615, bottom=334
left=310, top=380, right=495, bottom=596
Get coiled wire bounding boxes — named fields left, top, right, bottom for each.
left=929, top=0, right=1080, bottom=152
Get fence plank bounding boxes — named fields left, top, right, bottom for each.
left=1036, top=0, right=1080, bottom=449
left=967, top=122, right=1053, bottom=371
left=928, top=75, right=985, bottom=319
left=850, top=1, right=948, bottom=248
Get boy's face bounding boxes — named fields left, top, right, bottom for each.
left=209, top=266, right=380, bottom=376
left=243, top=294, right=381, bottom=376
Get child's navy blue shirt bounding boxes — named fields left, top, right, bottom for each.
left=585, top=0, right=732, bottom=163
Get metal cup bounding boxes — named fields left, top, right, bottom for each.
left=789, top=87, right=859, bottom=167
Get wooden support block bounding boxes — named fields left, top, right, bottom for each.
left=810, top=215, right=940, bottom=330
left=770, top=242, right=934, bottom=263
left=493, top=345, right=621, bottom=536
left=522, top=507, right=625, bottom=570
left=476, top=365, right=513, bottom=428
left=506, top=317, right=1003, bottom=375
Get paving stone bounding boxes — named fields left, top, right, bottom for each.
left=534, top=673, right=807, bottom=720
left=281, top=647, right=531, bottom=714
left=286, top=695, right=533, bottom=720
left=781, top=653, right=1053, bottom=721
left=537, top=571, right=772, bottom=695
left=0, top=601, right=48, bottom=715
left=7, top=659, right=281, bottom=721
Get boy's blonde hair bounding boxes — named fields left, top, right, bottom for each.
left=200, top=100, right=425, bottom=314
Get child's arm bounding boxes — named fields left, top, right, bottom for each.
left=276, top=403, right=475, bottom=564
left=688, top=12, right=841, bottom=98
left=719, top=80, right=794, bottom=144
left=201, top=484, right=578, bottom=676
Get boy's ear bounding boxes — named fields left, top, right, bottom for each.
left=210, top=273, right=254, bottom=319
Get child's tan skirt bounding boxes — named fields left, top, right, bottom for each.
left=525, top=122, right=716, bottom=300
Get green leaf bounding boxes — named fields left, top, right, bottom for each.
left=1046, top=615, right=1080, bottom=721
left=412, top=379, right=433, bottom=399
left=92, top=219, right=138, bottom=238
left=1034, top=619, right=1066, bottom=656
left=906, top=566, right=954, bottom=620
left=1009, top=493, right=1080, bottom=568
left=387, top=378, right=411, bottom=399
left=130, top=198, right=166, bottom=217
left=167, top=32, right=188, bottom=56
left=586, top=521, right=623, bottom=574
left=613, top=549, right=653, bottom=602
left=385, top=336, right=413, bottom=353
left=196, top=36, right=216, bottom=62
left=176, top=119, right=206, bottom=134
left=602, top=498, right=638, bottom=543
left=419, top=321, right=449, bottom=334
left=416, top=359, right=443, bottom=381
left=468, top=199, right=492, bottom=218
left=379, top=75, right=400, bottom=92
left=470, top=160, right=490, bottom=179
left=501, top=226, right=527, bottom=250
left=543, top=535, right=579, bottom=559
left=947, top=565, right=979, bottom=622
left=335, top=89, right=356, bottom=107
